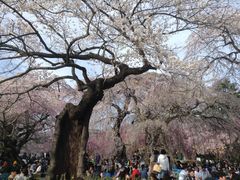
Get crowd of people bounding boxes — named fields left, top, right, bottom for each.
left=0, top=150, right=240, bottom=179
left=0, top=152, right=50, bottom=180
left=83, top=150, right=240, bottom=180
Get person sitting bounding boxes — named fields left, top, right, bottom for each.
left=178, top=163, right=188, bottom=180
left=131, top=165, right=140, bottom=180
left=186, top=168, right=195, bottom=180
left=8, top=167, right=19, bottom=180
left=0, top=161, right=11, bottom=180
left=86, top=166, right=94, bottom=177
left=17, top=167, right=28, bottom=180
left=34, top=161, right=41, bottom=174
left=229, top=169, right=240, bottom=180
left=114, top=163, right=126, bottom=180
left=198, top=165, right=211, bottom=180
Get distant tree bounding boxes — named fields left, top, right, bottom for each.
left=125, top=73, right=240, bottom=159
left=213, top=79, right=240, bottom=97
left=0, top=72, right=72, bottom=163
left=111, top=87, right=138, bottom=162
left=87, top=73, right=240, bottom=160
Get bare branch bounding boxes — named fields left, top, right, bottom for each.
left=0, top=0, right=57, bottom=55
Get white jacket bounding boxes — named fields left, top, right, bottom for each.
left=157, top=154, right=170, bottom=171
left=178, top=169, right=188, bottom=180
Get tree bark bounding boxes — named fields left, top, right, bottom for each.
left=0, top=138, right=21, bottom=163
left=48, top=67, right=155, bottom=179
left=113, top=123, right=127, bottom=163
left=49, top=85, right=103, bottom=180
left=112, top=93, right=131, bottom=163
left=114, top=129, right=127, bottom=162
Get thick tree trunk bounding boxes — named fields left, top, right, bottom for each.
left=113, top=117, right=127, bottom=163
left=48, top=66, right=154, bottom=179
left=0, top=139, right=21, bottom=163
left=111, top=91, right=132, bottom=163
left=113, top=132, right=127, bottom=163
left=49, top=86, right=103, bottom=180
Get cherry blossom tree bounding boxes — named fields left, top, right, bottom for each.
left=87, top=73, right=239, bottom=160
left=131, top=73, right=240, bottom=159
left=108, top=86, right=137, bottom=162
left=0, top=71, right=73, bottom=163
left=87, top=82, right=138, bottom=160
left=185, top=1, right=240, bottom=79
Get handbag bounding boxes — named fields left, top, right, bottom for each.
left=153, top=163, right=161, bottom=173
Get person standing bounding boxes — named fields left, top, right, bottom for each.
left=140, top=164, right=148, bottom=180
left=157, top=149, right=170, bottom=179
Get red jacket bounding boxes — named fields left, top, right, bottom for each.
left=131, top=168, right=140, bottom=179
